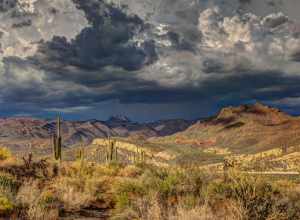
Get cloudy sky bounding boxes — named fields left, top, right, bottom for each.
left=1, top=0, right=300, bottom=121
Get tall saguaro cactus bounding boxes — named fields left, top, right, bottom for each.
left=76, top=144, right=85, bottom=162
left=52, top=116, right=62, bottom=161
left=105, top=138, right=118, bottom=163
left=130, top=146, right=146, bottom=164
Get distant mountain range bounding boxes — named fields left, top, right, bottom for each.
left=0, top=115, right=194, bottom=151
left=2, top=103, right=300, bottom=158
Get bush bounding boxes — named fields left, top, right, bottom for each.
left=270, top=182, right=300, bottom=219
left=0, top=195, right=13, bottom=216
left=0, top=172, right=18, bottom=196
left=1, top=159, right=300, bottom=220
left=118, top=165, right=143, bottom=178
left=38, top=190, right=59, bottom=209
left=207, top=171, right=282, bottom=219
left=16, top=180, right=40, bottom=207
left=114, top=178, right=147, bottom=210
left=0, top=148, right=11, bottom=161
left=16, top=180, right=60, bottom=220
left=54, top=176, right=92, bottom=210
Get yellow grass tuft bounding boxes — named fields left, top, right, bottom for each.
left=0, top=195, right=13, bottom=216
left=0, top=147, right=12, bottom=161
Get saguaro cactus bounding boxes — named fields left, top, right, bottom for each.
left=76, top=145, right=85, bottom=162
left=141, top=151, right=146, bottom=163
left=52, top=116, right=62, bottom=161
left=105, top=139, right=118, bottom=163
left=132, top=146, right=146, bottom=164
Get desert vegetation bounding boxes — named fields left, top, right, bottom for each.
left=0, top=145, right=299, bottom=220
left=0, top=113, right=300, bottom=219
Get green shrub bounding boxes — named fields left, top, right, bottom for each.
left=158, top=172, right=182, bottom=198
left=114, top=179, right=146, bottom=210
left=116, top=192, right=130, bottom=209
left=38, top=190, right=59, bottom=209
left=207, top=172, right=280, bottom=219
left=0, top=172, right=18, bottom=194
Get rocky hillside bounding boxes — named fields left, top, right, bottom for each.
left=0, top=116, right=193, bottom=151
left=151, top=103, right=300, bottom=154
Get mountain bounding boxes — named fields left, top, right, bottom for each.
left=3, top=103, right=300, bottom=161
left=150, top=103, right=300, bottom=154
left=0, top=116, right=193, bottom=152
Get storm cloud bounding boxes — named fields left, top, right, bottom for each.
left=1, top=0, right=300, bottom=121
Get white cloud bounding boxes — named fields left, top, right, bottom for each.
left=137, top=6, right=300, bottom=90
left=46, top=106, right=93, bottom=113
left=270, top=97, right=300, bottom=107
left=17, top=0, right=38, bottom=14
left=0, top=0, right=88, bottom=58
left=198, top=7, right=300, bottom=62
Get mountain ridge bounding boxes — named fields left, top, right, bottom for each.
left=2, top=103, right=300, bottom=157
left=150, top=103, right=300, bottom=154
left=0, top=116, right=194, bottom=151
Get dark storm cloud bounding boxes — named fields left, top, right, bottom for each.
left=291, top=51, right=300, bottom=62
left=2, top=0, right=300, bottom=120
left=0, top=0, right=17, bottom=12
left=31, top=0, right=157, bottom=72
left=3, top=55, right=300, bottom=109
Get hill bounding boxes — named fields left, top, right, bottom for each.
left=150, top=103, right=300, bottom=155
left=0, top=116, right=193, bottom=154
left=85, top=103, right=300, bottom=168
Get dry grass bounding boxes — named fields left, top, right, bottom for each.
left=0, top=150, right=298, bottom=220
left=169, top=201, right=245, bottom=220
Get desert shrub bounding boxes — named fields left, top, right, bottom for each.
left=93, top=163, right=122, bottom=177
left=207, top=171, right=281, bottom=219
left=16, top=180, right=60, bottom=219
left=114, top=178, right=147, bottom=210
left=141, top=167, right=209, bottom=205
left=177, top=168, right=211, bottom=201
left=53, top=168, right=109, bottom=211
left=38, top=190, right=59, bottom=209
left=27, top=204, right=59, bottom=220
left=0, top=172, right=17, bottom=188
left=153, top=168, right=211, bottom=218
left=269, top=182, right=300, bottom=219
left=84, top=176, right=110, bottom=203
left=62, top=161, right=96, bottom=178
left=0, top=195, right=13, bottom=216
left=110, top=208, right=139, bottom=220
left=5, top=161, right=300, bottom=220
left=0, top=172, right=18, bottom=199
left=53, top=176, right=92, bottom=210
left=118, top=165, right=143, bottom=178
left=112, top=168, right=160, bottom=218
left=16, top=180, right=40, bottom=208
left=50, top=162, right=126, bottom=212
left=27, top=190, right=60, bottom=220
left=112, top=166, right=211, bottom=219
left=0, top=147, right=11, bottom=161
left=154, top=171, right=183, bottom=203
left=168, top=203, right=228, bottom=220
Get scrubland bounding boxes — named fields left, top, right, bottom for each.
left=0, top=147, right=299, bottom=219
